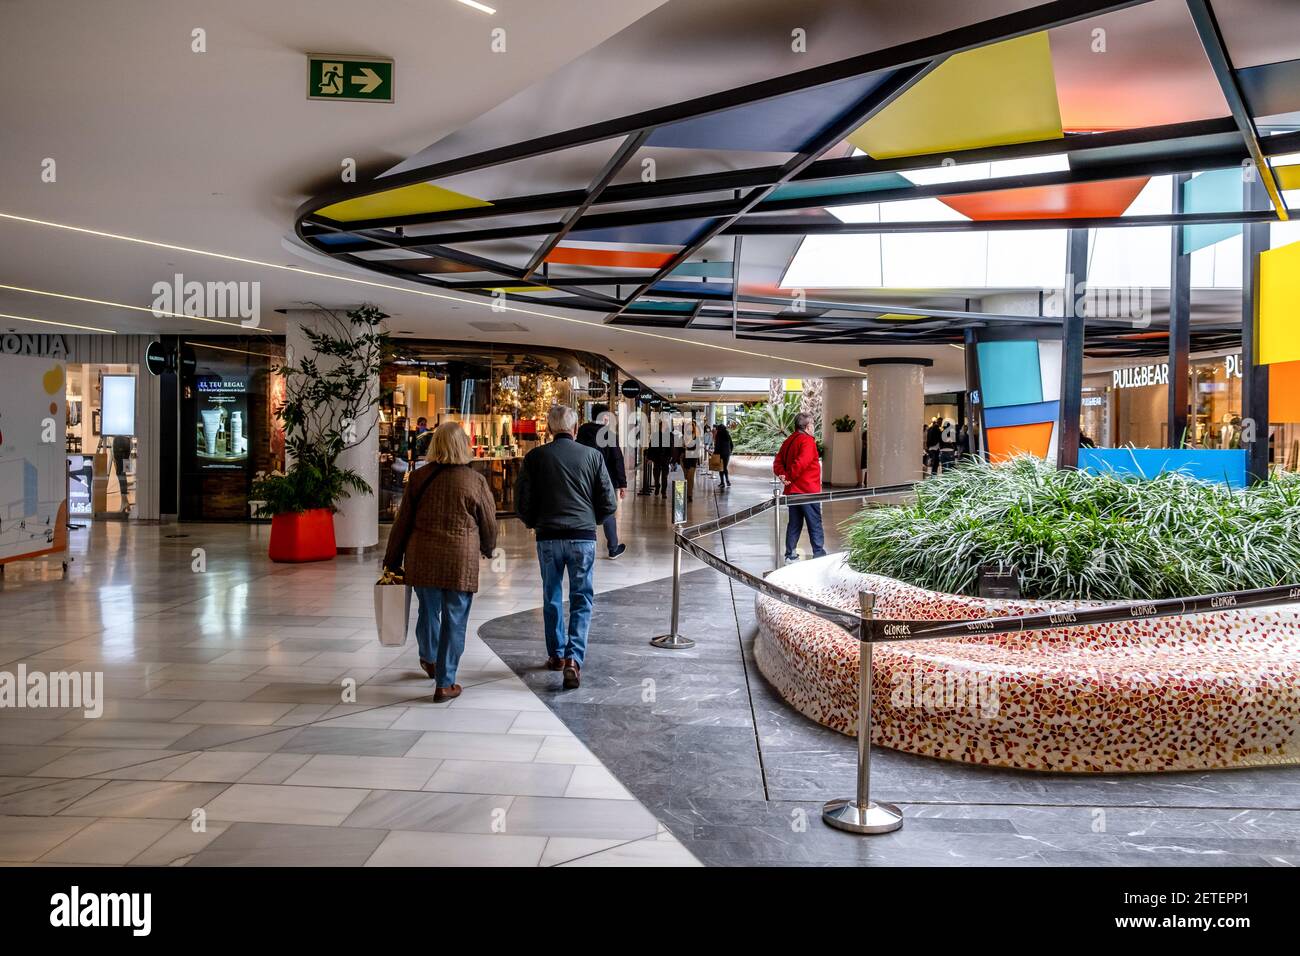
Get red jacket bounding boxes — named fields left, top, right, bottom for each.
left=774, top=430, right=821, bottom=494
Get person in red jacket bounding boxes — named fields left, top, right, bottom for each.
left=773, top=412, right=826, bottom=562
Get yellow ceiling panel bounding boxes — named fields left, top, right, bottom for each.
left=1277, top=164, right=1300, bottom=192
left=848, top=32, right=1063, bottom=160
left=1260, top=239, right=1300, bottom=366
left=317, top=183, right=492, bottom=222
left=876, top=313, right=925, bottom=321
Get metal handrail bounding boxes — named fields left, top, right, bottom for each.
left=654, top=480, right=1300, bottom=836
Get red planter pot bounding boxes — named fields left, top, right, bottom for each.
left=268, top=508, right=336, bottom=563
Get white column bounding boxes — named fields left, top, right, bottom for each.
left=285, top=311, right=379, bottom=553
left=822, top=376, right=864, bottom=486
left=864, top=362, right=926, bottom=488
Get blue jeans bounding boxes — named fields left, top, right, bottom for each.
left=785, top=503, right=827, bottom=559
left=601, top=513, right=620, bottom=554
left=536, top=539, right=596, bottom=666
left=413, top=587, right=473, bottom=686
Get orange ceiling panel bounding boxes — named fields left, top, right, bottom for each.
left=1271, top=360, right=1300, bottom=423
left=987, top=421, right=1054, bottom=462
left=544, top=247, right=675, bottom=269
left=940, top=176, right=1149, bottom=221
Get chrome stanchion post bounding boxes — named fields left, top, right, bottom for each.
left=822, top=592, right=903, bottom=834
left=771, top=479, right=783, bottom=571
left=650, top=528, right=696, bottom=649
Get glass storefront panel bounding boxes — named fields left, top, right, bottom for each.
left=1082, top=352, right=1298, bottom=473
left=379, top=342, right=611, bottom=517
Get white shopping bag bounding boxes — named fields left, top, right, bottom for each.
left=667, top=464, right=686, bottom=483
left=374, top=574, right=412, bottom=647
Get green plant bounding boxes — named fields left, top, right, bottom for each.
left=832, top=415, right=857, bottom=433
left=252, top=304, right=390, bottom=516
left=842, top=455, right=1300, bottom=600
left=733, top=394, right=822, bottom=454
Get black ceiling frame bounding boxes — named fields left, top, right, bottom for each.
left=293, top=0, right=1295, bottom=349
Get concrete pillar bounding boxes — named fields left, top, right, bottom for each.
left=862, top=359, right=928, bottom=488
left=285, top=310, right=379, bottom=553
left=822, top=376, right=864, bottom=486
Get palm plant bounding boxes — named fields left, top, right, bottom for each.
left=842, top=455, right=1300, bottom=600
left=252, top=304, right=390, bottom=515
left=733, top=393, right=822, bottom=454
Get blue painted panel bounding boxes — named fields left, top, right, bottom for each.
left=768, top=171, right=912, bottom=202
left=570, top=218, right=710, bottom=246
left=1182, top=168, right=1243, bottom=254
left=1238, top=56, right=1300, bottom=119
left=1078, top=447, right=1248, bottom=488
left=984, top=400, right=1060, bottom=429
left=650, top=280, right=732, bottom=297
left=314, top=232, right=365, bottom=246
left=626, top=301, right=693, bottom=313
left=669, top=261, right=733, bottom=278
left=976, top=340, right=1043, bottom=408
left=646, top=71, right=894, bottom=153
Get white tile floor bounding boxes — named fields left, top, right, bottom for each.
left=0, top=464, right=742, bottom=866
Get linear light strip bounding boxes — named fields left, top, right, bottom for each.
left=0, top=311, right=117, bottom=334
left=0, top=281, right=255, bottom=331
left=0, top=211, right=867, bottom=377
left=455, top=0, right=497, bottom=14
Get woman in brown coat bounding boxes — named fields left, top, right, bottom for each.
left=383, top=422, right=498, bottom=702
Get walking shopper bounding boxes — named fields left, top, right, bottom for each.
left=773, top=412, right=826, bottom=563
left=576, top=404, right=628, bottom=558
left=682, top=420, right=705, bottom=502
left=925, top=417, right=943, bottom=476
left=713, top=421, right=734, bottom=489
left=383, top=422, right=498, bottom=703
left=516, top=405, right=618, bottom=689
left=647, top=437, right=671, bottom=498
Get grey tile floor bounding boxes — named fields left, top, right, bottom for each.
left=0, top=476, right=703, bottom=867
left=481, top=463, right=1300, bottom=867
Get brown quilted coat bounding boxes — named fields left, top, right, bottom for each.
left=382, top=464, right=498, bottom=592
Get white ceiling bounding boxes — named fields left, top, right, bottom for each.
left=3, top=0, right=1289, bottom=396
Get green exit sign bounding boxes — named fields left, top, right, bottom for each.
left=307, top=55, right=394, bottom=103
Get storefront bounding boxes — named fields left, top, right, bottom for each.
left=379, top=341, right=619, bottom=517
left=1083, top=352, right=1300, bottom=472
left=178, top=338, right=285, bottom=520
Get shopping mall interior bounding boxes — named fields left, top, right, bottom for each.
left=2, top=0, right=1300, bottom=908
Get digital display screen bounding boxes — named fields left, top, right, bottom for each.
left=101, top=375, right=136, bottom=436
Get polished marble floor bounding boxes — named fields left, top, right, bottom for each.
left=6, top=459, right=1300, bottom=867
left=0, top=469, right=710, bottom=866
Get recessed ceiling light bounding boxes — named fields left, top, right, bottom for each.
left=455, top=0, right=496, bottom=13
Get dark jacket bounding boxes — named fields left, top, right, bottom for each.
left=516, top=434, right=617, bottom=541
left=576, top=421, right=627, bottom=489
left=713, top=425, right=733, bottom=458
left=383, top=463, right=498, bottom=592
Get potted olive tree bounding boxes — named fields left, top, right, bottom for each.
left=252, top=304, right=389, bottom=562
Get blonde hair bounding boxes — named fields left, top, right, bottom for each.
left=427, top=421, right=472, bottom=464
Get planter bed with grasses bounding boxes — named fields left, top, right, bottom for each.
left=752, top=458, right=1300, bottom=772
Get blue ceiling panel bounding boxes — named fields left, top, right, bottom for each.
left=645, top=70, right=896, bottom=153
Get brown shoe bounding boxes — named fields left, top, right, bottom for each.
left=433, top=684, right=462, bottom=703
left=562, top=660, right=581, bottom=690
left=545, top=655, right=565, bottom=671
left=419, top=659, right=437, bottom=680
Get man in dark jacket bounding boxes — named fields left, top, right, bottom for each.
left=516, top=404, right=618, bottom=689
left=576, top=404, right=628, bottom=559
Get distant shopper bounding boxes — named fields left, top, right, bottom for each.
left=939, top=420, right=957, bottom=471
left=516, top=405, right=618, bottom=689
left=383, top=422, right=498, bottom=703
left=713, top=421, right=734, bottom=489
left=773, top=412, right=826, bottom=562
left=576, top=404, right=628, bottom=559
left=412, top=417, right=433, bottom=460
left=682, top=420, right=705, bottom=502
left=957, top=421, right=972, bottom=460
left=925, top=417, right=943, bottom=476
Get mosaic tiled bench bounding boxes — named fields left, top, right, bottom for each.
left=754, top=554, right=1300, bottom=773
